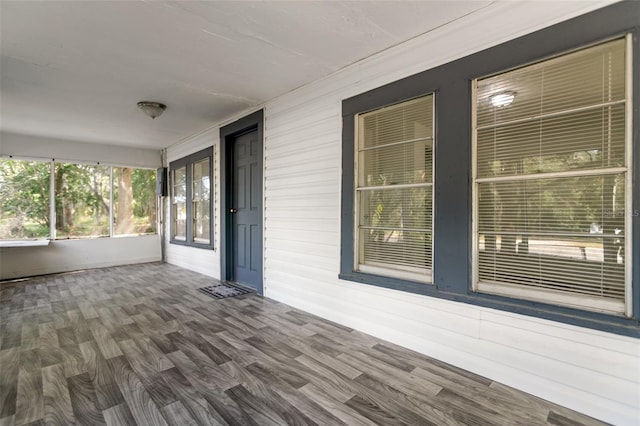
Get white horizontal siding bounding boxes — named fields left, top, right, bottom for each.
left=257, top=1, right=639, bottom=425
left=164, top=128, right=220, bottom=279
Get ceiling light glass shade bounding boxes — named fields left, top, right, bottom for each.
left=137, top=101, right=166, bottom=119
left=489, top=91, right=516, bottom=107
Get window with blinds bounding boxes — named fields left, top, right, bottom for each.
left=473, top=37, right=631, bottom=314
left=355, top=95, right=434, bottom=282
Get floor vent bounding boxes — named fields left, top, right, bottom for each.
left=199, top=283, right=254, bottom=299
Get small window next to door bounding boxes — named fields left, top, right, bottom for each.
left=169, top=147, right=214, bottom=249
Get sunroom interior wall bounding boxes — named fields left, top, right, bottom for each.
left=164, top=128, right=220, bottom=278
left=0, top=132, right=162, bottom=280
left=260, top=1, right=638, bottom=424
left=0, top=131, right=161, bottom=168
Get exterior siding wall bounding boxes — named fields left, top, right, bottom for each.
left=262, top=2, right=638, bottom=424
left=165, top=1, right=639, bottom=423
left=164, top=128, right=220, bottom=278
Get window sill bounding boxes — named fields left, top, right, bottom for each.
left=339, top=270, right=434, bottom=296
left=169, top=239, right=214, bottom=250
left=0, top=239, right=50, bottom=248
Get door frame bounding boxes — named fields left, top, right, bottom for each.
left=220, top=109, right=264, bottom=295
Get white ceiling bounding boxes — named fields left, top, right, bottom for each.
left=1, top=0, right=491, bottom=149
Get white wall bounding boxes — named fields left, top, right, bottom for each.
left=0, top=235, right=161, bottom=280
left=163, top=128, right=220, bottom=278
left=166, top=1, right=639, bottom=424
left=0, top=133, right=162, bottom=279
left=0, top=131, right=161, bottom=168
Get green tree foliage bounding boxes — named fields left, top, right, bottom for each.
left=0, top=159, right=51, bottom=238
left=114, top=168, right=156, bottom=235
left=55, top=163, right=110, bottom=237
left=1, top=159, right=157, bottom=240
left=132, top=168, right=157, bottom=231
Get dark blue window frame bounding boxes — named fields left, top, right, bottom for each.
left=339, top=1, right=640, bottom=337
left=169, top=147, right=214, bottom=250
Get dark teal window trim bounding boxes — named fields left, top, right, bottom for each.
left=340, top=1, right=640, bottom=337
left=169, top=146, right=214, bottom=250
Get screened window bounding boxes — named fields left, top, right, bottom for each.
left=0, top=159, right=51, bottom=240
left=355, top=95, right=434, bottom=282
left=170, top=147, right=213, bottom=249
left=473, top=37, right=630, bottom=314
left=113, top=167, right=157, bottom=236
left=55, top=163, right=110, bottom=239
left=0, top=158, right=157, bottom=240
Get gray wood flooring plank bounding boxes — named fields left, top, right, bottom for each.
left=79, top=340, right=125, bottom=411
left=1, top=322, right=22, bottom=350
left=37, top=324, right=59, bottom=349
left=220, top=360, right=318, bottom=426
left=0, top=348, right=20, bottom=418
left=102, top=402, right=137, bottom=426
left=244, top=362, right=345, bottom=426
left=294, top=354, right=358, bottom=403
left=107, top=356, right=168, bottom=426
left=159, top=401, right=198, bottom=426
left=298, top=383, right=378, bottom=426
left=60, top=344, right=86, bottom=378
left=338, top=351, right=442, bottom=400
left=15, top=349, right=43, bottom=425
left=67, top=372, right=106, bottom=426
left=0, top=263, right=607, bottom=426
left=42, top=364, right=75, bottom=426
left=345, top=394, right=408, bottom=426
left=159, top=367, right=224, bottom=426
left=354, top=373, right=462, bottom=426
left=87, top=320, right=122, bottom=360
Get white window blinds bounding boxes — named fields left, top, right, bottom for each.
left=356, top=95, right=434, bottom=282
left=473, top=37, right=630, bottom=314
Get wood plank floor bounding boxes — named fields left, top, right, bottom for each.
left=0, top=262, right=606, bottom=426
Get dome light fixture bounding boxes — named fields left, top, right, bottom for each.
left=137, top=101, right=167, bottom=119
left=490, top=91, right=516, bottom=107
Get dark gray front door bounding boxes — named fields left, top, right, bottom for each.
left=231, top=129, right=262, bottom=291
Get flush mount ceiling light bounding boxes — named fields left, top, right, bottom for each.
left=137, top=101, right=166, bottom=119
left=490, top=91, right=516, bottom=107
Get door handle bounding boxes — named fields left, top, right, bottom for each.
left=229, top=208, right=238, bottom=214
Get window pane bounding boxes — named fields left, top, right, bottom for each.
left=114, top=168, right=157, bottom=236
left=359, top=187, right=432, bottom=231
left=360, top=96, right=433, bottom=149
left=477, top=105, right=625, bottom=178
left=0, top=159, right=50, bottom=240
left=477, top=39, right=625, bottom=127
left=474, top=37, right=628, bottom=312
left=359, top=139, right=432, bottom=186
left=478, top=236, right=624, bottom=299
left=172, top=167, right=186, bottom=240
left=55, top=163, right=110, bottom=238
left=356, top=94, right=434, bottom=280
left=359, top=187, right=432, bottom=272
left=478, top=174, right=625, bottom=236
left=192, top=158, right=210, bottom=243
